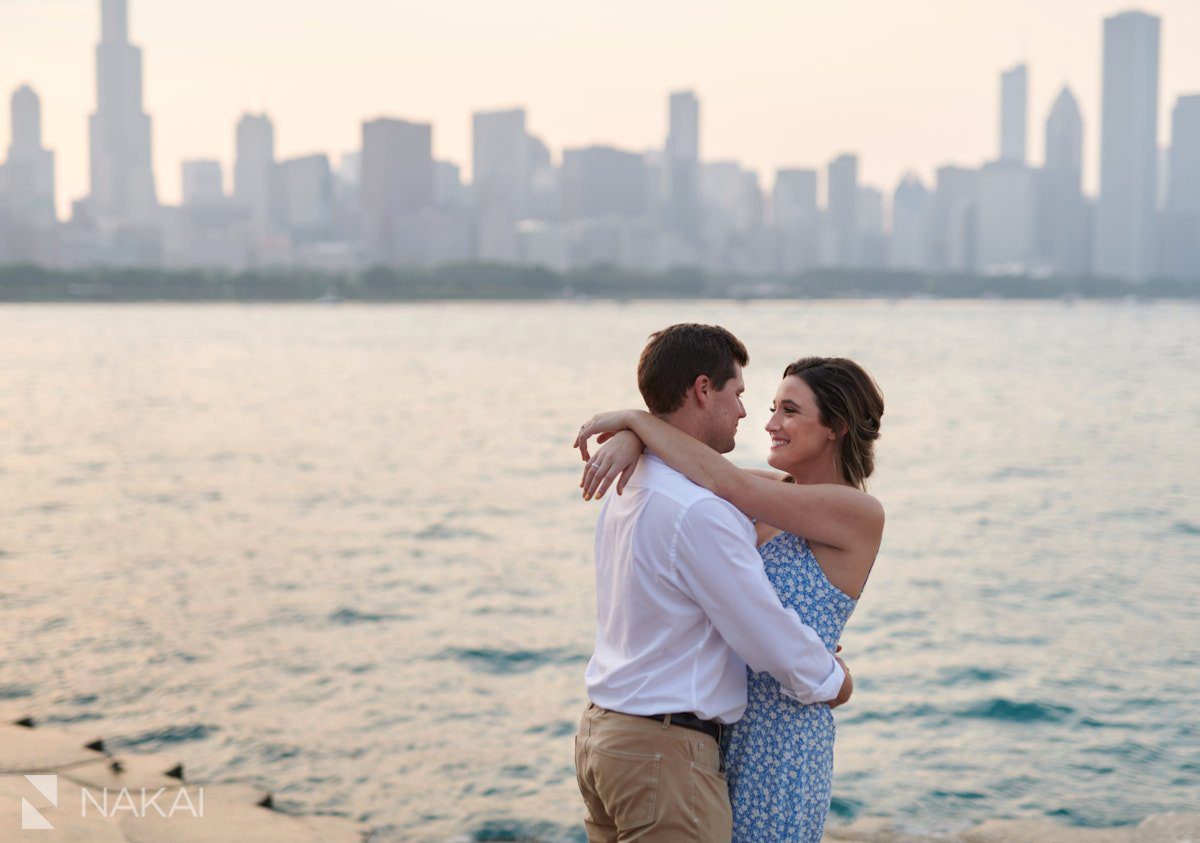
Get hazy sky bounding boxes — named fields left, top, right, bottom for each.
left=4, top=0, right=1199, bottom=214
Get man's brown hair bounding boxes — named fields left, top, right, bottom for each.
left=637, top=324, right=749, bottom=415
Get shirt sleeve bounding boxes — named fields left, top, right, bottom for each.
left=672, top=497, right=845, bottom=705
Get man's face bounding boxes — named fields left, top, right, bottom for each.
left=706, top=365, right=747, bottom=454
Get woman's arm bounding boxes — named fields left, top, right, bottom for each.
left=578, top=410, right=883, bottom=553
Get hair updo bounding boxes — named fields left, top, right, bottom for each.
left=781, top=357, right=884, bottom=490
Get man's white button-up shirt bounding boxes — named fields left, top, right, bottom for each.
left=584, top=453, right=845, bottom=723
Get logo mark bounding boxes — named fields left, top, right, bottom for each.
left=22, top=775, right=58, bottom=830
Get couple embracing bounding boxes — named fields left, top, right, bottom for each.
left=571, top=323, right=885, bottom=842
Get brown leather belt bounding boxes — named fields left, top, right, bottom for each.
left=637, top=711, right=723, bottom=743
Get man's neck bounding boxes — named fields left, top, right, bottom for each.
left=657, top=409, right=709, bottom=448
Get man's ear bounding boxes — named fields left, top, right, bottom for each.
left=691, top=375, right=712, bottom=408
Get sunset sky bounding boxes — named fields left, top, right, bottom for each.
left=3, top=0, right=1199, bottom=214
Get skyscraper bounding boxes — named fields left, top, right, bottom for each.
left=1162, top=94, right=1200, bottom=278
left=1040, top=86, right=1088, bottom=275
left=87, top=0, right=157, bottom=222
left=826, top=153, right=859, bottom=267
left=1000, top=63, right=1028, bottom=164
left=181, top=159, right=224, bottom=208
left=665, top=90, right=700, bottom=238
left=932, top=165, right=979, bottom=271
left=278, top=154, right=333, bottom=240
left=1095, top=10, right=1160, bottom=281
left=772, top=169, right=818, bottom=230
left=360, top=117, right=433, bottom=259
left=4, top=84, right=56, bottom=224
left=976, top=160, right=1038, bottom=271
left=772, top=168, right=820, bottom=274
left=472, top=108, right=529, bottom=217
left=1166, top=95, right=1200, bottom=215
left=561, top=146, right=647, bottom=220
left=472, top=108, right=529, bottom=261
left=857, top=186, right=886, bottom=268
left=234, top=113, right=276, bottom=225
left=890, top=174, right=932, bottom=271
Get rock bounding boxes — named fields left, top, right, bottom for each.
left=0, top=725, right=108, bottom=773
left=60, top=753, right=186, bottom=791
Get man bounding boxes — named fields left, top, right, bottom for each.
left=573, top=323, right=851, bottom=842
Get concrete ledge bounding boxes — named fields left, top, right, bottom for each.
left=0, top=720, right=368, bottom=841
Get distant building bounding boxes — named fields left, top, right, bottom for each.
left=1000, top=63, right=1028, bottom=164
left=560, top=146, right=647, bottom=220
left=1166, top=94, right=1200, bottom=212
left=932, top=165, right=979, bottom=272
left=433, top=160, right=465, bottom=209
left=472, top=108, right=529, bottom=217
left=234, top=113, right=276, bottom=225
left=180, top=159, right=224, bottom=208
left=1161, top=94, right=1200, bottom=278
left=977, top=160, right=1038, bottom=272
left=472, top=108, right=529, bottom=261
left=772, top=168, right=818, bottom=229
left=857, top=186, right=886, bottom=268
left=3, top=84, right=56, bottom=224
left=1095, top=10, right=1160, bottom=281
left=87, top=0, right=157, bottom=223
left=278, top=154, right=333, bottom=240
left=890, top=173, right=932, bottom=271
left=827, top=153, right=859, bottom=267
left=1040, top=86, right=1089, bottom=275
left=703, top=161, right=762, bottom=233
left=665, top=90, right=701, bottom=238
left=772, top=168, right=819, bottom=274
left=527, top=135, right=559, bottom=222
left=360, top=117, right=433, bottom=261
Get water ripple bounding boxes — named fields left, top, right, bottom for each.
left=435, top=646, right=587, bottom=675
left=960, top=699, right=1074, bottom=723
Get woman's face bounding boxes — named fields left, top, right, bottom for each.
left=764, top=375, right=837, bottom=471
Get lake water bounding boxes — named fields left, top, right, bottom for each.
left=1, top=300, right=1197, bottom=841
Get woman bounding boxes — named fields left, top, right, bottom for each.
left=574, top=356, right=885, bottom=843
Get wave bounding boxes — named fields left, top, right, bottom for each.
left=960, top=698, right=1074, bottom=723
left=115, top=723, right=219, bottom=748
left=436, top=646, right=588, bottom=675
left=938, top=666, right=1008, bottom=685
left=328, top=607, right=410, bottom=625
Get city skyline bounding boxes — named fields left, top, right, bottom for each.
left=4, top=0, right=1200, bottom=214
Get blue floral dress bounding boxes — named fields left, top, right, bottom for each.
left=723, top=532, right=858, bottom=843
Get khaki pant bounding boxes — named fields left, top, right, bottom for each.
left=574, top=703, right=732, bottom=842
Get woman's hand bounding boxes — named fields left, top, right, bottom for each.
left=580, top=430, right=644, bottom=500
left=573, top=409, right=640, bottom=461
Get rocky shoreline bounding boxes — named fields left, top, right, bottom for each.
left=0, top=711, right=366, bottom=842
left=3, top=709, right=1195, bottom=842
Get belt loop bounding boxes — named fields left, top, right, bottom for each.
left=661, top=713, right=672, bottom=730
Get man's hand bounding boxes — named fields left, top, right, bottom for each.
left=828, top=655, right=853, bottom=709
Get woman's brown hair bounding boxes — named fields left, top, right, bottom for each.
left=782, top=357, right=884, bottom=490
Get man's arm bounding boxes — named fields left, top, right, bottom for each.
left=672, top=497, right=847, bottom=705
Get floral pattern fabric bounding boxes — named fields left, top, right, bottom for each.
left=723, top=532, right=857, bottom=843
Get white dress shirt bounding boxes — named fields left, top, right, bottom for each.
left=584, top=453, right=846, bottom=723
